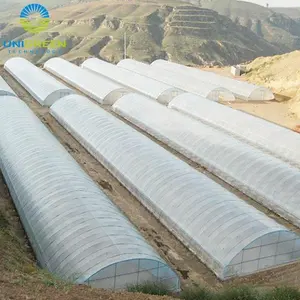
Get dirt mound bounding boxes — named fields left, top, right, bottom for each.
left=246, top=50, right=300, bottom=97
left=290, top=89, right=300, bottom=120
left=245, top=50, right=300, bottom=122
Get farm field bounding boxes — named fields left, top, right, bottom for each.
left=1, top=0, right=300, bottom=298
left=1, top=64, right=300, bottom=299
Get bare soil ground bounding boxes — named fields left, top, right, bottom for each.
left=1, top=66, right=300, bottom=299
left=201, top=66, right=300, bottom=130
left=227, top=101, right=299, bottom=130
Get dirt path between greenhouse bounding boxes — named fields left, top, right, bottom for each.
left=1, top=67, right=300, bottom=291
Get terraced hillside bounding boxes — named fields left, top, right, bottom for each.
left=0, top=0, right=281, bottom=66
left=200, top=0, right=300, bottom=52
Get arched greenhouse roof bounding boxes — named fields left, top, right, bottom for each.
left=4, top=57, right=75, bottom=106
left=0, top=96, right=179, bottom=290
left=82, top=58, right=183, bottom=105
left=169, top=93, right=300, bottom=169
left=44, top=58, right=130, bottom=105
left=117, top=59, right=235, bottom=102
left=151, top=59, right=275, bottom=101
left=112, top=93, right=300, bottom=228
left=50, top=94, right=300, bottom=280
left=0, top=76, right=16, bottom=97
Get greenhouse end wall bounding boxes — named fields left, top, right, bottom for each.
left=0, top=96, right=179, bottom=291
left=50, top=94, right=300, bottom=280
left=86, top=259, right=177, bottom=289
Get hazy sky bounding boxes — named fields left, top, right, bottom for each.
left=241, top=0, right=300, bottom=7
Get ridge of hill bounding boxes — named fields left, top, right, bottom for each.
left=272, top=7, right=300, bottom=20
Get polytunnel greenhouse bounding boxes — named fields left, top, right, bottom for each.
left=81, top=58, right=183, bottom=105
left=4, top=57, right=75, bottom=106
left=151, top=59, right=275, bottom=101
left=112, top=94, right=300, bottom=227
left=0, top=96, right=179, bottom=290
left=50, top=94, right=300, bottom=280
left=44, top=58, right=130, bottom=105
left=117, top=59, right=235, bottom=102
left=0, top=76, right=16, bottom=96
left=169, top=93, right=300, bottom=169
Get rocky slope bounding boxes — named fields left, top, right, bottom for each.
left=0, top=0, right=286, bottom=66
left=199, top=0, right=300, bottom=53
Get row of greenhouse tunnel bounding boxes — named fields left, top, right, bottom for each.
left=0, top=56, right=300, bottom=291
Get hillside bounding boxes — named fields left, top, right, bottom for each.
left=199, top=0, right=300, bottom=53
left=272, top=7, right=300, bottom=20
left=0, top=0, right=284, bottom=66
left=245, top=50, right=300, bottom=119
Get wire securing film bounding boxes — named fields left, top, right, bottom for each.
left=169, top=93, right=300, bottom=169
left=0, top=76, right=16, bottom=96
left=0, top=96, right=179, bottom=291
left=4, top=57, right=75, bottom=106
left=112, top=94, right=300, bottom=227
left=50, top=94, right=300, bottom=280
left=81, top=58, right=183, bottom=105
left=44, top=58, right=130, bottom=105
left=117, top=59, right=235, bottom=102
left=151, top=59, right=275, bottom=101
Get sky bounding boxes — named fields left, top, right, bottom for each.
left=241, top=0, right=300, bottom=7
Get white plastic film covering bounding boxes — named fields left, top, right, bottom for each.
left=151, top=59, right=275, bottom=101
left=169, top=93, right=300, bottom=169
left=44, top=58, right=130, bottom=105
left=0, top=96, right=179, bottom=291
left=112, top=94, right=300, bottom=227
left=50, top=94, right=300, bottom=280
left=4, top=57, right=75, bottom=106
left=117, top=59, right=235, bottom=102
left=81, top=58, right=183, bottom=105
left=0, top=76, right=16, bottom=96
